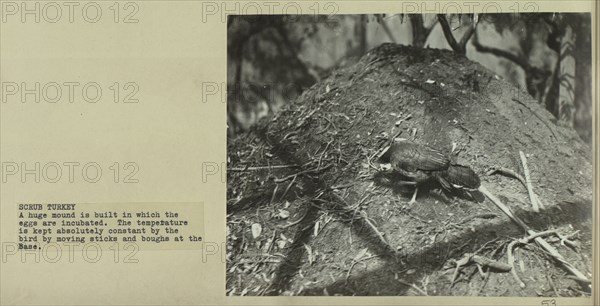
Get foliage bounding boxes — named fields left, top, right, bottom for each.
left=227, top=13, right=592, bottom=143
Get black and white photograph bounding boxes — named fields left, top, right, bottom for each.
left=226, top=13, right=593, bottom=297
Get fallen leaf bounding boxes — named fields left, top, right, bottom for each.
left=276, top=239, right=287, bottom=249
left=251, top=223, right=262, bottom=239
left=278, top=209, right=290, bottom=219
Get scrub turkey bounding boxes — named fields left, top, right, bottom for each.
left=379, top=140, right=480, bottom=204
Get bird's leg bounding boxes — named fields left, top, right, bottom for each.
left=409, top=187, right=418, bottom=205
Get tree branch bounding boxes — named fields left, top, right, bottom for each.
left=472, top=28, right=531, bottom=71
left=409, top=15, right=438, bottom=48
left=458, top=22, right=476, bottom=49
left=437, top=14, right=463, bottom=54
left=472, top=28, right=552, bottom=82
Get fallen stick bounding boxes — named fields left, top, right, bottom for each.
left=519, top=151, right=540, bottom=212
left=558, top=230, right=580, bottom=249
left=528, top=233, right=589, bottom=285
left=279, top=175, right=297, bottom=201
left=470, top=254, right=511, bottom=272
left=451, top=252, right=511, bottom=287
left=269, top=184, right=279, bottom=204
left=507, top=229, right=558, bottom=288
left=360, top=210, right=389, bottom=246
left=566, top=275, right=592, bottom=284
left=478, top=185, right=528, bottom=229
left=346, top=254, right=378, bottom=283
left=228, top=164, right=298, bottom=171
left=274, top=164, right=332, bottom=183
left=512, top=98, right=558, bottom=140
left=318, top=193, right=395, bottom=253
left=478, top=185, right=590, bottom=287
left=503, top=247, right=522, bottom=288
left=486, top=166, right=544, bottom=208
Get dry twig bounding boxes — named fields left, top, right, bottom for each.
left=451, top=253, right=511, bottom=287
left=486, top=166, right=544, bottom=209
left=345, top=253, right=379, bottom=283
left=479, top=185, right=590, bottom=287
left=274, top=164, right=331, bottom=183
left=512, top=98, right=558, bottom=140
left=360, top=210, right=388, bottom=246
left=228, top=164, right=298, bottom=171
left=519, top=151, right=540, bottom=212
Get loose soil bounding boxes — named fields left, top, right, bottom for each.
left=226, top=44, right=593, bottom=297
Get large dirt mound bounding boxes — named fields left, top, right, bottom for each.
left=227, top=43, right=592, bottom=296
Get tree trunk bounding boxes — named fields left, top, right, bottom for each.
left=572, top=15, right=592, bottom=143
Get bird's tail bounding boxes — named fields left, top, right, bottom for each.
left=435, top=164, right=480, bottom=191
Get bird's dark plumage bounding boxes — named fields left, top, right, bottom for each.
left=380, top=141, right=450, bottom=183
left=379, top=141, right=480, bottom=201
left=435, top=164, right=481, bottom=191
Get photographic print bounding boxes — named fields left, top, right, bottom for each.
left=226, top=13, right=592, bottom=297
